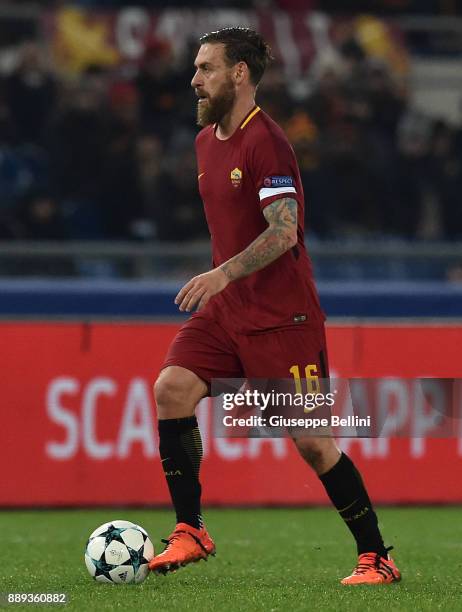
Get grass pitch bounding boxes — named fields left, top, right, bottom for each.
left=2, top=507, right=461, bottom=611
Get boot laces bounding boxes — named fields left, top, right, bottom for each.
left=161, top=533, right=182, bottom=551
left=161, top=529, right=208, bottom=554
left=353, top=546, right=393, bottom=575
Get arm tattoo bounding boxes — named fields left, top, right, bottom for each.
left=220, top=197, right=298, bottom=282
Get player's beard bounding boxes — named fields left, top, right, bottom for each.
left=196, top=78, right=236, bottom=127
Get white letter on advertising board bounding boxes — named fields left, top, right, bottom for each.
left=83, top=378, right=116, bottom=459
left=46, top=377, right=79, bottom=460
left=117, top=378, right=156, bottom=458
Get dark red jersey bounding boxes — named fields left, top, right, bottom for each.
left=195, top=106, right=325, bottom=333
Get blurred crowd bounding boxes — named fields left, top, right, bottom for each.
left=1, top=30, right=462, bottom=243
left=13, top=1, right=462, bottom=14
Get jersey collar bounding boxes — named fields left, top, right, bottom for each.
left=213, top=105, right=261, bottom=141
left=239, top=105, right=261, bottom=130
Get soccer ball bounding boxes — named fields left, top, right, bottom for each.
left=85, top=520, right=154, bottom=584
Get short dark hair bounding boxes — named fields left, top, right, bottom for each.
left=199, top=27, right=273, bottom=86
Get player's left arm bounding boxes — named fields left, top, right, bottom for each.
left=220, top=197, right=297, bottom=281
left=175, top=197, right=297, bottom=312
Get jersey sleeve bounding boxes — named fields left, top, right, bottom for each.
left=247, top=128, right=299, bottom=210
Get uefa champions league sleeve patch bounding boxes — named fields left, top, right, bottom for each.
left=263, top=176, right=294, bottom=188
left=259, top=176, right=296, bottom=201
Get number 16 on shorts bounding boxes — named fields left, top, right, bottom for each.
left=289, top=365, right=320, bottom=394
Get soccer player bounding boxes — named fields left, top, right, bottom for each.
left=149, top=28, right=401, bottom=585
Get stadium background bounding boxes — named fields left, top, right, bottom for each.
left=2, top=0, right=462, bottom=509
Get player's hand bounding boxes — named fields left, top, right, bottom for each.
left=175, top=268, right=230, bottom=312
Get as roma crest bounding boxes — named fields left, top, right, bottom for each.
left=230, top=167, right=242, bottom=188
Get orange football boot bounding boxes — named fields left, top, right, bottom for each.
left=341, top=549, right=401, bottom=585
left=149, top=523, right=216, bottom=574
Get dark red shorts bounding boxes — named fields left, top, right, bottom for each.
left=163, top=313, right=329, bottom=391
